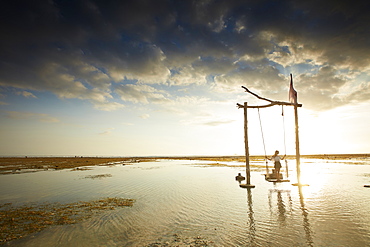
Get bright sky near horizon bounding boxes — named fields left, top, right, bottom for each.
left=0, top=0, right=369, bottom=156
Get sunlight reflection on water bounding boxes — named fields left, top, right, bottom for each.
left=1, top=159, right=370, bottom=246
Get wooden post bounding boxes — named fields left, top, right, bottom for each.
left=292, top=104, right=308, bottom=186
left=240, top=102, right=255, bottom=188
left=294, top=105, right=301, bottom=184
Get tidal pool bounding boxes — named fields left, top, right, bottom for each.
left=1, top=158, right=369, bottom=246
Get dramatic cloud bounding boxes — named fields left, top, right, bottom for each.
left=0, top=0, right=369, bottom=112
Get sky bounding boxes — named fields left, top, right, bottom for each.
left=0, top=0, right=369, bottom=157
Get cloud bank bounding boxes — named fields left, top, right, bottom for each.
left=0, top=0, right=369, bottom=111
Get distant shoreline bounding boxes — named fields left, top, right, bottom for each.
left=1, top=153, right=369, bottom=159
left=1, top=154, right=369, bottom=175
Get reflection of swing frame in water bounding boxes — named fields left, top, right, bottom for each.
left=245, top=188, right=256, bottom=245
left=267, top=187, right=313, bottom=246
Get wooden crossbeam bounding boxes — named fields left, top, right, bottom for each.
left=237, top=86, right=302, bottom=108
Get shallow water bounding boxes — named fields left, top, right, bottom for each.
left=1, top=158, right=370, bottom=246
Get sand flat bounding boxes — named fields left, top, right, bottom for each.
left=1, top=154, right=369, bottom=174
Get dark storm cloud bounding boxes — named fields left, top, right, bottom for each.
left=0, top=0, right=369, bottom=110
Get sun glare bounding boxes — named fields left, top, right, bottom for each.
left=299, top=110, right=347, bottom=154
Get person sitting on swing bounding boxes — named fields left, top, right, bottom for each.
left=267, top=150, right=286, bottom=180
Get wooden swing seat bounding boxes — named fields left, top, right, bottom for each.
left=264, top=173, right=290, bottom=183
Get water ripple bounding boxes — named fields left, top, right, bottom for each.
left=2, top=160, right=370, bottom=246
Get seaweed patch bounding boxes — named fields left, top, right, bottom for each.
left=83, top=174, right=112, bottom=179
left=0, top=197, right=135, bottom=244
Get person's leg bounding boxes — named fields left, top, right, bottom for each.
left=274, top=163, right=278, bottom=179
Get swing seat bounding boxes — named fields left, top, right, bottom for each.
left=264, top=172, right=290, bottom=182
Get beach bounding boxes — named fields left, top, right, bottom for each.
left=1, top=155, right=370, bottom=246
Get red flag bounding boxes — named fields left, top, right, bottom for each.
left=289, top=74, right=297, bottom=104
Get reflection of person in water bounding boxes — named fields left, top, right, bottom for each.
left=277, top=191, right=286, bottom=223
left=235, top=173, right=245, bottom=183
left=267, top=150, right=285, bottom=180
left=268, top=189, right=292, bottom=226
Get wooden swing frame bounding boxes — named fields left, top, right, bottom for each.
left=237, top=74, right=303, bottom=188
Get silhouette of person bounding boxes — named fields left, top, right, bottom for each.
left=267, top=150, right=285, bottom=180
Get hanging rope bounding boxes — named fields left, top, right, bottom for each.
left=258, top=108, right=267, bottom=157
left=281, top=105, right=287, bottom=156
left=257, top=108, right=269, bottom=176
left=281, top=105, right=289, bottom=178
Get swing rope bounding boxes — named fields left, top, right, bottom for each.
left=258, top=106, right=289, bottom=179
left=281, top=105, right=287, bottom=156
left=281, top=105, right=289, bottom=178
left=257, top=108, right=269, bottom=176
